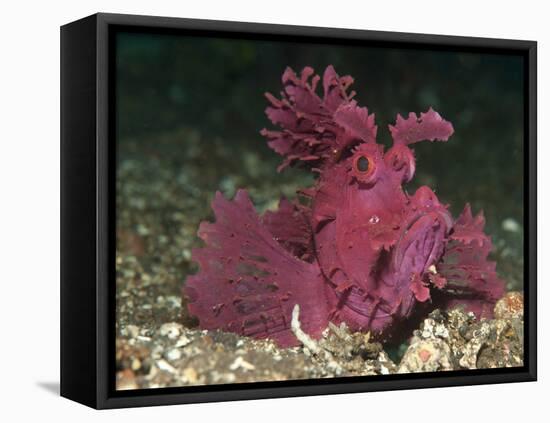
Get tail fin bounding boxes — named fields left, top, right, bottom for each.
left=184, top=190, right=329, bottom=347
left=437, top=204, right=505, bottom=318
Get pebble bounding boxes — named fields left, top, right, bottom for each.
left=117, top=369, right=138, bottom=390
left=175, top=335, right=191, bottom=348
left=136, top=223, right=150, bottom=235
left=182, top=367, right=198, bottom=383
left=165, top=348, right=182, bottom=361
left=160, top=322, right=182, bottom=339
left=229, top=356, right=256, bottom=371
left=398, top=339, right=453, bottom=373
left=502, top=218, right=521, bottom=233
left=494, top=291, right=524, bottom=319
left=124, top=324, right=140, bottom=339
left=156, top=359, right=176, bottom=373
left=165, top=296, right=182, bottom=308
left=182, top=249, right=192, bottom=261
left=131, top=358, right=141, bottom=371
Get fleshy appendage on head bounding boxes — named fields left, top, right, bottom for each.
left=385, top=108, right=455, bottom=182
left=262, top=66, right=454, bottom=185
left=261, top=66, right=377, bottom=171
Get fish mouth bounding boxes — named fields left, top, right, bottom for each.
left=331, top=207, right=453, bottom=322
left=393, top=209, right=451, bottom=274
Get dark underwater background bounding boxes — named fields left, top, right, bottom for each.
left=115, top=30, right=525, bottom=363
left=116, top=30, right=524, bottom=289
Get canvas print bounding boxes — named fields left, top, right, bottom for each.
left=115, top=31, right=525, bottom=390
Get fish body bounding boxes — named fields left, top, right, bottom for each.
left=184, top=66, right=504, bottom=346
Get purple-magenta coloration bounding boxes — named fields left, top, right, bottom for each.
left=184, top=66, right=505, bottom=347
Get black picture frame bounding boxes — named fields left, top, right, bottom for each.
left=60, top=12, right=537, bottom=409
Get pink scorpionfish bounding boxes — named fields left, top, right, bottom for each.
left=184, top=66, right=505, bottom=347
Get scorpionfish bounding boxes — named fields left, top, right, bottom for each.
left=183, top=66, right=505, bottom=347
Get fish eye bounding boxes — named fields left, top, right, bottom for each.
left=349, top=146, right=380, bottom=184
left=356, top=155, right=370, bottom=172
